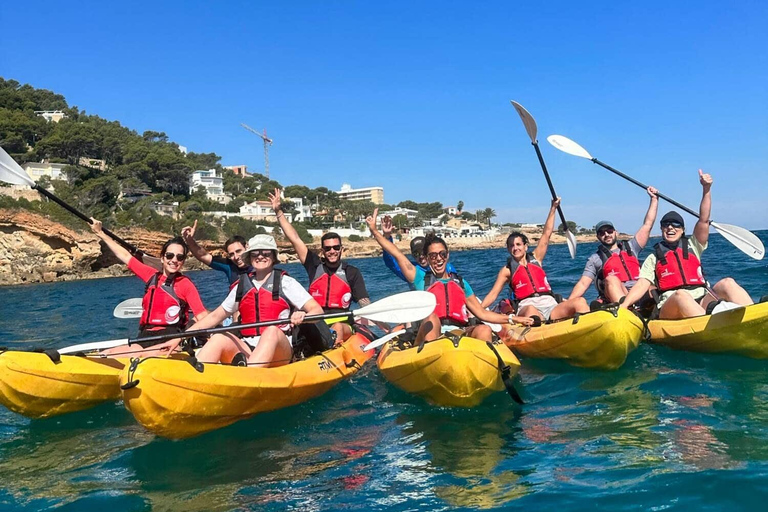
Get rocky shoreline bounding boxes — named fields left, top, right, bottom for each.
left=0, top=209, right=599, bottom=286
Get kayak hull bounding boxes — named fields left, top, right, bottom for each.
left=120, top=334, right=373, bottom=439
left=501, top=309, right=644, bottom=370
left=377, top=333, right=520, bottom=407
left=646, top=302, right=768, bottom=358
left=0, top=351, right=125, bottom=418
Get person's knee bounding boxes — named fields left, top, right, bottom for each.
left=604, top=275, right=621, bottom=287
left=473, top=324, right=492, bottom=339
left=715, top=277, right=737, bottom=290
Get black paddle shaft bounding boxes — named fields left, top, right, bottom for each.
left=129, top=311, right=355, bottom=345
left=531, top=142, right=570, bottom=227
left=34, top=184, right=145, bottom=256
left=591, top=158, right=701, bottom=219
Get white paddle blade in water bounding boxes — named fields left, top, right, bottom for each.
left=712, top=222, right=765, bottom=260
left=0, top=147, right=35, bottom=186
left=547, top=135, right=594, bottom=160
left=113, top=298, right=143, bottom=318
left=565, top=229, right=578, bottom=259
left=353, top=291, right=436, bottom=324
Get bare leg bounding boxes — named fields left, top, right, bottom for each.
left=464, top=323, right=493, bottom=342
left=415, top=312, right=441, bottom=344
left=603, top=275, right=629, bottom=303
left=550, top=297, right=590, bottom=321
left=659, top=290, right=706, bottom=319
left=712, top=278, right=754, bottom=306
left=517, top=305, right=542, bottom=319
left=196, top=333, right=252, bottom=364
left=247, top=326, right=293, bottom=368
left=331, top=322, right=353, bottom=343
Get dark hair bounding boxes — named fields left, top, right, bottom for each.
left=161, top=236, right=188, bottom=255
left=321, top=232, right=342, bottom=245
left=506, top=231, right=528, bottom=248
left=224, top=235, right=247, bottom=251
left=422, top=232, right=448, bottom=256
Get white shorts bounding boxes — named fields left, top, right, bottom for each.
left=517, top=295, right=559, bottom=321
left=243, top=334, right=293, bottom=350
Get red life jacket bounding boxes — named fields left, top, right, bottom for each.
left=309, top=261, right=352, bottom=311
left=140, top=273, right=190, bottom=330
left=507, top=256, right=552, bottom=300
left=236, top=270, right=292, bottom=337
left=654, top=237, right=706, bottom=293
left=423, top=272, right=469, bottom=326
left=596, top=241, right=641, bottom=296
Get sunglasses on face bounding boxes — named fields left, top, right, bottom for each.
left=661, top=222, right=683, bottom=229
left=322, top=244, right=342, bottom=252
left=250, top=249, right=273, bottom=258
left=164, top=252, right=186, bottom=262
left=598, top=228, right=615, bottom=236
left=427, top=250, right=448, bottom=261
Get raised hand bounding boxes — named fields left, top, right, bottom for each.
left=381, top=215, right=394, bottom=236
left=551, top=197, right=561, bottom=209
left=699, top=169, right=713, bottom=190
left=89, top=217, right=103, bottom=234
left=647, top=186, right=658, bottom=199
left=365, top=208, right=379, bottom=232
left=268, top=188, right=282, bottom=212
left=181, top=219, right=198, bottom=242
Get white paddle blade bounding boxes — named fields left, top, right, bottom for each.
left=565, top=229, right=577, bottom=259
left=510, top=100, right=538, bottom=142
left=113, top=298, right=143, bottom=318
left=59, top=338, right=130, bottom=355
left=364, top=329, right=407, bottom=352
left=353, top=291, right=436, bottom=324
left=711, top=221, right=765, bottom=260
left=547, top=135, right=593, bottom=160
left=0, top=147, right=34, bottom=186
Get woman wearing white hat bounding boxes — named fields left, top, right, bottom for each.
left=187, top=234, right=325, bottom=367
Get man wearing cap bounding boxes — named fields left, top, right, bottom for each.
left=568, top=186, right=659, bottom=304
left=379, top=215, right=457, bottom=289
left=621, top=170, right=753, bottom=319
left=187, top=234, right=327, bottom=367
left=269, top=189, right=371, bottom=343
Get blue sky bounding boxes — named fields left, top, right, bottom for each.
left=2, top=1, right=766, bottom=231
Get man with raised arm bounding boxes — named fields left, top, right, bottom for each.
left=621, top=170, right=753, bottom=319
left=269, top=188, right=371, bottom=342
left=568, top=186, right=659, bottom=305
left=181, top=220, right=253, bottom=287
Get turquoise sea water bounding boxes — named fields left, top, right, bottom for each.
left=2, top=233, right=768, bottom=511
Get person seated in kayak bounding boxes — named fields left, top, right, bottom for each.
left=379, top=215, right=457, bottom=287
left=481, top=198, right=590, bottom=323
left=620, top=170, right=753, bottom=319
left=89, top=218, right=208, bottom=355
left=269, top=188, right=371, bottom=343
left=181, top=220, right=253, bottom=287
left=568, top=186, right=659, bottom=304
left=187, top=235, right=326, bottom=367
left=366, top=209, right=533, bottom=344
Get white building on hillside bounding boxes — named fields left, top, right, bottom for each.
left=378, top=207, right=418, bottom=222
left=289, top=197, right=313, bottom=222
left=337, top=183, right=384, bottom=204
left=190, top=169, right=230, bottom=204
left=239, top=200, right=278, bottom=222
left=34, top=110, right=67, bottom=123
left=444, top=206, right=458, bottom=215
left=22, top=162, right=67, bottom=181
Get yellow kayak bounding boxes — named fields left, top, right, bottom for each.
left=501, top=309, right=644, bottom=370
left=0, top=350, right=126, bottom=418
left=377, top=332, right=521, bottom=407
left=646, top=302, right=768, bottom=358
left=120, top=333, right=374, bottom=439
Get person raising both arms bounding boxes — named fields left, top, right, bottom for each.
left=367, top=209, right=533, bottom=344
left=621, top=170, right=753, bottom=319
left=186, top=235, right=325, bottom=367
left=568, top=186, right=659, bottom=305
left=481, top=198, right=590, bottom=322
left=89, top=218, right=208, bottom=356
left=181, top=220, right=253, bottom=287
left=269, top=188, right=371, bottom=343
left=378, top=214, right=456, bottom=287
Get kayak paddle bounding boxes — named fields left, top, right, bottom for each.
left=113, top=298, right=143, bottom=319
left=547, top=134, right=765, bottom=260
left=510, top=101, right=577, bottom=258
left=59, top=291, right=437, bottom=354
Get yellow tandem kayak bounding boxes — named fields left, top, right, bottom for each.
left=0, top=350, right=126, bottom=418
left=646, top=302, right=768, bottom=358
left=377, top=332, right=521, bottom=407
left=119, top=333, right=374, bottom=439
left=501, top=309, right=644, bottom=370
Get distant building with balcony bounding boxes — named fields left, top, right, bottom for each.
left=288, top=197, right=313, bottom=222
left=190, top=169, right=230, bottom=204
left=443, top=206, right=458, bottom=216
left=337, top=183, right=384, bottom=204
left=377, top=207, right=418, bottom=223
left=150, top=202, right=179, bottom=218
left=34, top=110, right=67, bottom=123
left=239, top=200, right=277, bottom=222
left=78, top=157, right=106, bottom=171
left=224, top=165, right=249, bottom=177
left=21, top=162, right=67, bottom=181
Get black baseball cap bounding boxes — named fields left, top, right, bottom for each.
left=660, top=211, right=685, bottom=229
left=410, top=236, right=425, bottom=256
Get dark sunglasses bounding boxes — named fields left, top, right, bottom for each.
left=164, top=252, right=186, bottom=262
left=249, top=249, right=274, bottom=258
left=598, top=228, right=615, bottom=236
left=322, top=244, right=342, bottom=252
left=661, top=221, right=683, bottom=229
left=427, top=250, right=448, bottom=261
